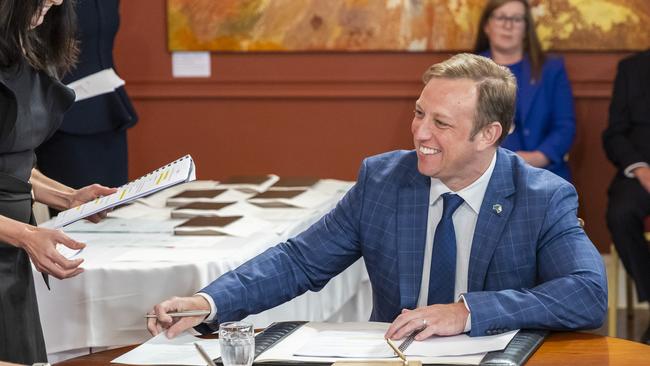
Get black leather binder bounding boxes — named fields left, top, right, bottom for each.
left=216, top=321, right=547, bottom=366
left=480, top=329, right=548, bottom=366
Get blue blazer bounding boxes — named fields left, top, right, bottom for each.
left=201, top=149, right=606, bottom=336
left=483, top=53, right=576, bottom=181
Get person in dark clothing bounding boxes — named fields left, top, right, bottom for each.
left=603, top=49, right=650, bottom=345
left=36, top=0, right=138, bottom=190
left=0, top=0, right=114, bottom=363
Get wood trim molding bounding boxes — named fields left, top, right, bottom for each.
left=126, top=80, right=613, bottom=100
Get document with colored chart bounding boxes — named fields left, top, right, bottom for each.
left=50, top=155, right=196, bottom=228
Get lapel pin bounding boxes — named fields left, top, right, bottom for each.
left=492, top=204, right=503, bottom=214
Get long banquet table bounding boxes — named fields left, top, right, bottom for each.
left=33, top=179, right=371, bottom=360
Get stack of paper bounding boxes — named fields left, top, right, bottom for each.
left=112, top=332, right=220, bottom=365
left=256, top=322, right=518, bottom=365
left=111, top=323, right=518, bottom=366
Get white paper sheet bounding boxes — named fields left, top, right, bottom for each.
left=295, top=329, right=394, bottom=358
left=406, top=329, right=519, bottom=357
left=293, top=324, right=516, bottom=358
left=63, top=218, right=181, bottom=234
left=255, top=322, right=498, bottom=365
left=172, top=52, right=211, bottom=78
left=67, top=68, right=125, bottom=102
left=56, top=244, right=84, bottom=259
left=111, top=331, right=220, bottom=365
left=66, top=232, right=225, bottom=248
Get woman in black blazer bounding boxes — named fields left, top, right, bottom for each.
left=0, top=0, right=114, bottom=363
left=36, top=0, right=138, bottom=189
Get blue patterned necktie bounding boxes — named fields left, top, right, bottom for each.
left=427, top=193, right=464, bottom=305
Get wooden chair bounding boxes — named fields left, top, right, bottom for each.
left=608, top=216, right=650, bottom=337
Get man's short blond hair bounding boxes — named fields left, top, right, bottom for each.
left=422, top=53, right=516, bottom=144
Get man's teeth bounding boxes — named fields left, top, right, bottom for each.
left=419, top=146, right=440, bottom=155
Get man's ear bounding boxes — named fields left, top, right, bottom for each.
left=477, top=121, right=503, bottom=149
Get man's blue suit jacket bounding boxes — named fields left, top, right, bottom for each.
left=201, top=148, right=606, bottom=336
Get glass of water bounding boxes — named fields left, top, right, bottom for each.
left=219, top=321, right=254, bottom=366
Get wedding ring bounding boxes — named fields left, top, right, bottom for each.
left=422, top=319, right=428, bottom=326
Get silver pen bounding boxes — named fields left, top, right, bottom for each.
left=194, top=342, right=217, bottom=366
left=144, top=310, right=210, bottom=318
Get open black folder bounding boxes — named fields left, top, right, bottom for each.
left=214, top=321, right=547, bottom=366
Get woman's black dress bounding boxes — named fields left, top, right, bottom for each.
left=0, top=61, right=75, bottom=364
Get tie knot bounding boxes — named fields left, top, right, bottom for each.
left=441, top=193, right=464, bottom=219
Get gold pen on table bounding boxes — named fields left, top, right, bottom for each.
left=144, top=310, right=210, bottom=318
left=386, top=337, right=409, bottom=366
left=194, top=342, right=217, bottom=366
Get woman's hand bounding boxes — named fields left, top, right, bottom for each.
left=69, top=184, right=117, bottom=222
left=18, top=225, right=86, bottom=279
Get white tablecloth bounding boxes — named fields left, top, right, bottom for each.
left=34, top=180, right=372, bottom=356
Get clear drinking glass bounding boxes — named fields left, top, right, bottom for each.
left=219, top=321, right=255, bottom=366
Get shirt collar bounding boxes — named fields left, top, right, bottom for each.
left=429, top=151, right=497, bottom=214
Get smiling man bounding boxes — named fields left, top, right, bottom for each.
left=147, top=53, right=607, bottom=340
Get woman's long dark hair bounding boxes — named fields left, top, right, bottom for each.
left=0, top=0, right=78, bottom=75
left=473, top=0, right=545, bottom=81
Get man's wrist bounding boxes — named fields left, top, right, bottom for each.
left=195, top=292, right=217, bottom=322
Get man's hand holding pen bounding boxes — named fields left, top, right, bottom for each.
left=147, top=295, right=211, bottom=338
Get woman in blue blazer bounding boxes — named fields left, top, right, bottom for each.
left=474, top=0, right=576, bottom=181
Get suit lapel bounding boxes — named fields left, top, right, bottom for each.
left=519, top=59, right=542, bottom=126
left=468, top=149, right=516, bottom=292
left=396, top=167, right=430, bottom=309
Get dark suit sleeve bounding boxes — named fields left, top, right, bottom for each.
left=603, top=60, right=645, bottom=170
left=198, top=162, right=368, bottom=324
left=536, top=59, right=576, bottom=164
left=463, top=183, right=607, bottom=336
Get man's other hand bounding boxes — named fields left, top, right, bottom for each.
left=385, top=302, right=469, bottom=341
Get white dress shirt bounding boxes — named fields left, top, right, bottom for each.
left=624, top=162, right=649, bottom=178
left=416, top=152, right=497, bottom=332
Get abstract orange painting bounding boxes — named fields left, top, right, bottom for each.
left=167, top=0, right=650, bottom=52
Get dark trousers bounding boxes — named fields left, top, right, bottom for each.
left=606, top=176, right=650, bottom=302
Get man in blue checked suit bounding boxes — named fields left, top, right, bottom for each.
left=147, top=53, right=607, bottom=340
